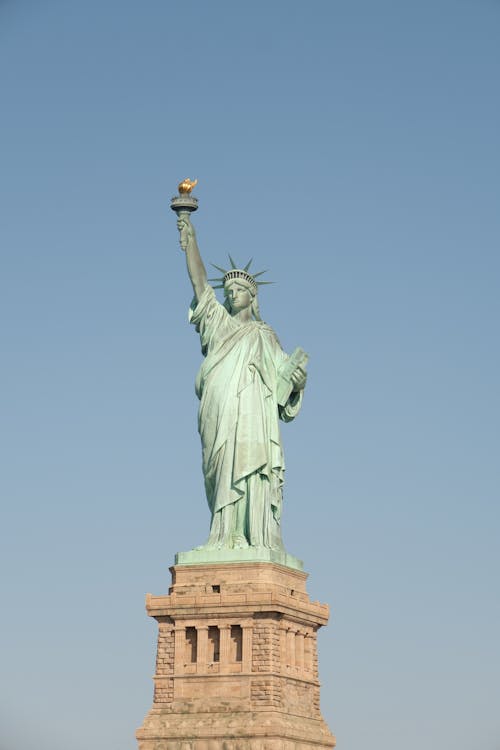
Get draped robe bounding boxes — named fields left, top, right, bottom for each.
left=190, top=286, right=303, bottom=549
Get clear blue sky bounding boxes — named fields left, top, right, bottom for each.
left=1, top=1, right=499, bottom=749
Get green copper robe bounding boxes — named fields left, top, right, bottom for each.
left=190, top=286, right=303, bottom=549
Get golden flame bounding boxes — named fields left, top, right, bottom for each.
left=178, top=178, right=198, bottom=195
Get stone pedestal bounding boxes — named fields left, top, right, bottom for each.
left=136, top=562, right=335, bottom=750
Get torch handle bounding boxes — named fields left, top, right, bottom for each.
left=175, top=210, right=192, bottom=252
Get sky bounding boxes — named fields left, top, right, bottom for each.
left=1, top=1, right=499, bottom=749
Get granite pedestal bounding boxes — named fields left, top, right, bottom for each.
left=137, top=562, right=335, bottom=750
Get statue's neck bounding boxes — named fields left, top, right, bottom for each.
left=231, top=308, right=253, bottom=324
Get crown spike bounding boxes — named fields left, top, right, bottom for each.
left=243, top=258, right=253, bottom=272
left=228, top=254, right=238, bottom=269
left=252, top=270, right=268, bottom=278
left=211, top=263, right=228, bottom=275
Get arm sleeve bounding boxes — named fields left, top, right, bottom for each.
left=279, top=388, right=304, bottom=422
left=189, top=286, right=228, bottom=355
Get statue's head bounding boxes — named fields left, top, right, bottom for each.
left=210, top=257, right=270, bottom=322
left=223, top=274, right=262, bottom=320
left=224, top=277, right=255, bottom=313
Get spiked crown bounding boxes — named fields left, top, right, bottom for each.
left=209, top=255, right=272, bottom=293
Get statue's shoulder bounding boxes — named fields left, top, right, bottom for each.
left=256, top=321, right=282, bottom=348
left=256, top=321, right=274, bottom=333
left=190, top=285, right=226, bottom=323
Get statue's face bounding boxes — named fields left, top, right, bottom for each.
left=224, top=280, right=253, bottom=313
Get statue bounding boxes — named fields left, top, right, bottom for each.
left=171, top=181, right=308, bottom=554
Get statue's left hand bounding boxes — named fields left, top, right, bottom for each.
left=291, top=365, right=307, bottom=391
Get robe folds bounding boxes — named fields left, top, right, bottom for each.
left=189, top=286, right=303, bottom=549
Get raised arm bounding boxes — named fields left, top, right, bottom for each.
left=177, top=213, right=208, bottom=302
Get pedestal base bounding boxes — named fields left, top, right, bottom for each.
left=137, top=562, right=335, bottom=750
left=175, top=546, right=303, bottom=571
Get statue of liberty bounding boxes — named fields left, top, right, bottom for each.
left=176, top=199, right=307, bottom=553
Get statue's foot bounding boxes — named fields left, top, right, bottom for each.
left=193, top=541, right=219, bottom=551
left=194, top=539, right=231, bottom=551
left=232, top=535, right=249, bottom=549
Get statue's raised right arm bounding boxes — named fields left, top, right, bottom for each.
left=177, top=214, right=207, bottom=302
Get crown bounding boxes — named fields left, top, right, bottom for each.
left=222, top=269, right=258, bottom=291
left=209, top=256, right=273, bottom=292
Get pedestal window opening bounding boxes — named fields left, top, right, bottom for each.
left=185, top=626, right=197, bottom=663
left=208, top=626, right=220, bottom=662
left=231, top=624, right=243, bottom=662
